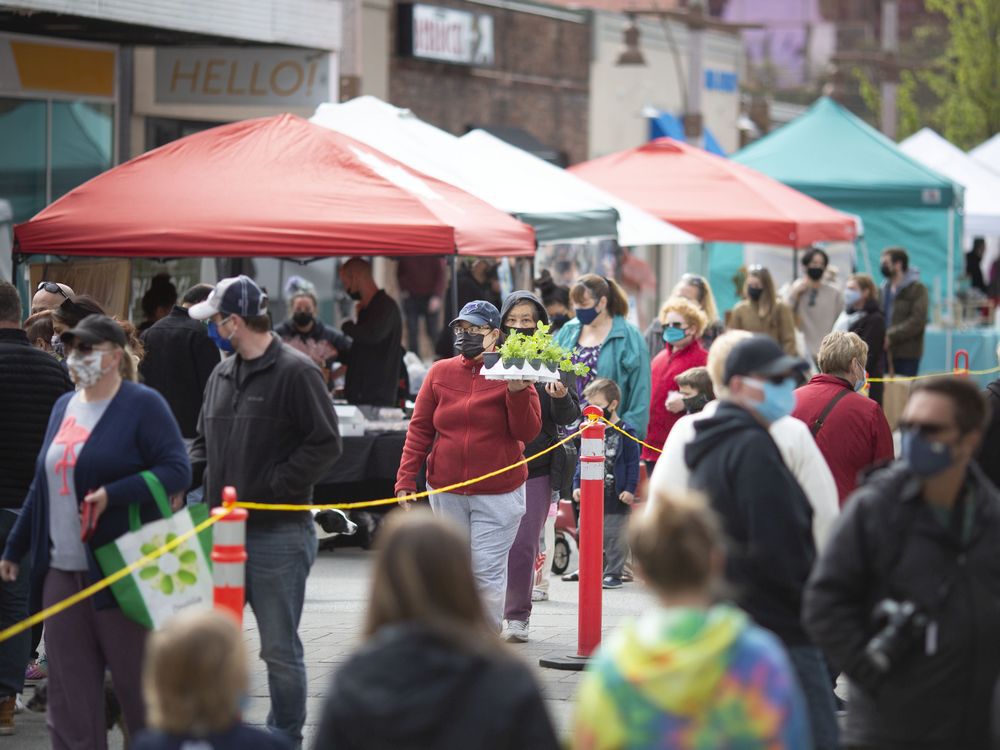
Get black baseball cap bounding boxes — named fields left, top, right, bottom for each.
left=188, top=275, right=268, bottom=320
left=60, top=314, right=127, bottom=349
left=723, top=336, right=808, bottom=384
left=449, top=300, right=501, bottom=330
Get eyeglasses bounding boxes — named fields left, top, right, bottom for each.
left=664, top=321, right=687, bottom=330
left=67, top=343, right=113, bottom=355
left=898, top=420, right=953, bottom=438
left=451, top=325, right=493, bottom=336
left=36, top=282, right=70, bottom=300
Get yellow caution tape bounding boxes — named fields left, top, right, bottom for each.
left=868, top=365, right=1000, bottom=383
left=0, top=507, right=230, bottom=644
left=236, top=426, right=586, bottom=512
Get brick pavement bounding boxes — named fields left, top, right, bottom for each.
left=15, top=546, right=653, bottom=747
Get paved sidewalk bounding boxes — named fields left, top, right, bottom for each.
left=14, top=547, right=653, bottom=747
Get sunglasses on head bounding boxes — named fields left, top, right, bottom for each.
left=36, top=282, right=70, bottom=300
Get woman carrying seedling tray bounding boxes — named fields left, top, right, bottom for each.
left=395, top=300, right=542, bottom=630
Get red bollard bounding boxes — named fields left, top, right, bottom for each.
left=212, top=486, right=248, bottom=626
left=540, top=405, right=605, bottom=670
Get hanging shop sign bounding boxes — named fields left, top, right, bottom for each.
left=397, top=4, right=494, bottom=67
left=154, top=47, right=334, bottom=107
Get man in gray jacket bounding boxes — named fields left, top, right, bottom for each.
left=189, top=275, right=341, bottom=747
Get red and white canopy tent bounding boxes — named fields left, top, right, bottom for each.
left=569, top=138, right=857, bottom=247
left=13, top=114, right=536, bottom=262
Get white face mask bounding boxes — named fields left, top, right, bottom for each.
left=66, top=350, right=110, bottom=388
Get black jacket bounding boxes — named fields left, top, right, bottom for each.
left=139, top=306, right=221, bottom=438
left=685, top=401, right=816, bottom=645
left=849, top=298, right=886, bottom=380
left=499, top=292, right=580, bottom=481
left=341, top=290, right=403, bottom=406
left=804, top=462, right=1000, bottom=750
left=313, top=623, right=559, bottom=750
left=0, top=329, right=73, bottom=509
left=979, top=381, right=1000, bottom=489
left=189, top=335, right=341, bottom=524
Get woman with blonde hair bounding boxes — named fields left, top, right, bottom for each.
left=573, top=491, right=809, bottom=749
left=729, top=266, right=797, bottom=355
left=643, top=297, right=709, bottom=472
left=314, top=511, right=559, bottom=750
left=645, top=274, right=724, bottom=358
left=0, top=314, right=189, bottom=747
left=132, top=609, right=286, bottom=749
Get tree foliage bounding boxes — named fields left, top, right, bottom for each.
left=852, top=0, right=999, bottom=148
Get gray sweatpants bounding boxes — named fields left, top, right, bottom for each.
left=428, top=483, right=526, bottom=628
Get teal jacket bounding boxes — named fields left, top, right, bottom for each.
left=555, top=316, right=652, bottom=439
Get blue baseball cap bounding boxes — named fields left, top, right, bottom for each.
left=449, top=300, right=500, bottom=330
left=188, top=275, right=268, bottom=320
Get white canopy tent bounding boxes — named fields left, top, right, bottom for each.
left=457, top=129, right=698, bottom=247
left=311, top=96, right=698, bottom=246
left=900, top=128, right=1000, bottom=239
left=310, top=96, right=619, bottom=244
left=970, top=133, right=1000, bottom=176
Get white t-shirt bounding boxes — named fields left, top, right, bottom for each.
left=646, top=400, right=839, bottom=552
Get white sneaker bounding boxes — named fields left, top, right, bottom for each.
left=531, top=588, right=549, bottom=602
left=501, top=619, right=529, bottom=643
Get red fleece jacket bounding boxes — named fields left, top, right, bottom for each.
left=791, top=373, right=894, bottom=505
left=395, top=355, right=542, bottom=496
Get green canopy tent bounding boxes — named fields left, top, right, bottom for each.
left=734, top=97, right=963, bottom=316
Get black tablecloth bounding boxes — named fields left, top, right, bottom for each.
left=319, top=431, right=408, bottom=485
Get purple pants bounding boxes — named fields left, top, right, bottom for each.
left=503, top=475, right=552, bottom=622
left=43, top=569, right=147, bottom=750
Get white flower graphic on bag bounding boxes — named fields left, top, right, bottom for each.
left=138, top=533, right=200, bottom=595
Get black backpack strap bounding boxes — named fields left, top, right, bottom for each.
left=811, top=389, right=852, bottom=437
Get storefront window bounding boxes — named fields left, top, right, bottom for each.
left=0, top=97, right=114, bottom=223
left=0, top=98, right=47, bottom=222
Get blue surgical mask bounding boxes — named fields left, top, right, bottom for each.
left=575, top=306, right=599, bottom=326
left=662, top=326, right=687, bottom=344
left=852, top=360, right=867, bottom=393
left=900, top=430, right=953, bottom=477
left=207, top=320, right=234, bottom=354
left=844, top=288, right=862, bottom=309
left=744, top=376, right=796, bottom=423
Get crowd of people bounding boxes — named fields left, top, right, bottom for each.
left=1, top=241, right=999, bottom=750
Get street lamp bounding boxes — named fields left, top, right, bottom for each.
left=616, top=14, right=647, bottom=67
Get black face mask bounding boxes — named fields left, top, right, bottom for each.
left=454, top=331, right=487, bottom=359
left=880, top=262, right=893, bottom=279
left=806, top=267, right=825, bottom=281
left=747, top=287, right=763, bottom=302
left=292, top=311, right=314, bottom=328
left=682, top=394, right=710, bottom=414
left=602, top=407, right=614, bottom=422
left=550, top=314, right=570, bottom=329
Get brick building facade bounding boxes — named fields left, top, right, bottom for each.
left=389, top=0, right=591, bottom=165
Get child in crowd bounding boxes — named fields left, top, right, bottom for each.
left=132, top=609, right=289, bottom=750
left=574, top=378, right=641, bottom=590
left=572, top=490, right=809, bottom=749
left=674, top=366, right=715, bottom=415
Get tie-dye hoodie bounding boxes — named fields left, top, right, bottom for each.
left=573, top=604, right=811, bottom=749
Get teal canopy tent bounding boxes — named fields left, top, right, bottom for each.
left=734, top=97, right=963, bottom=313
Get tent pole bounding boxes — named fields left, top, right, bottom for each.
left=792, top=247, right=798, bottom=281
left=450, top=253, right=459, bottom=321
left=946, top=207, right=955, bottom=372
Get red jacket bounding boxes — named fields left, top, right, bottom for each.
left=791, top=374, right=894, bottom=505
left=643, top=340, right=708, bottom=461
left=395, top=356, right=542, bottom=496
